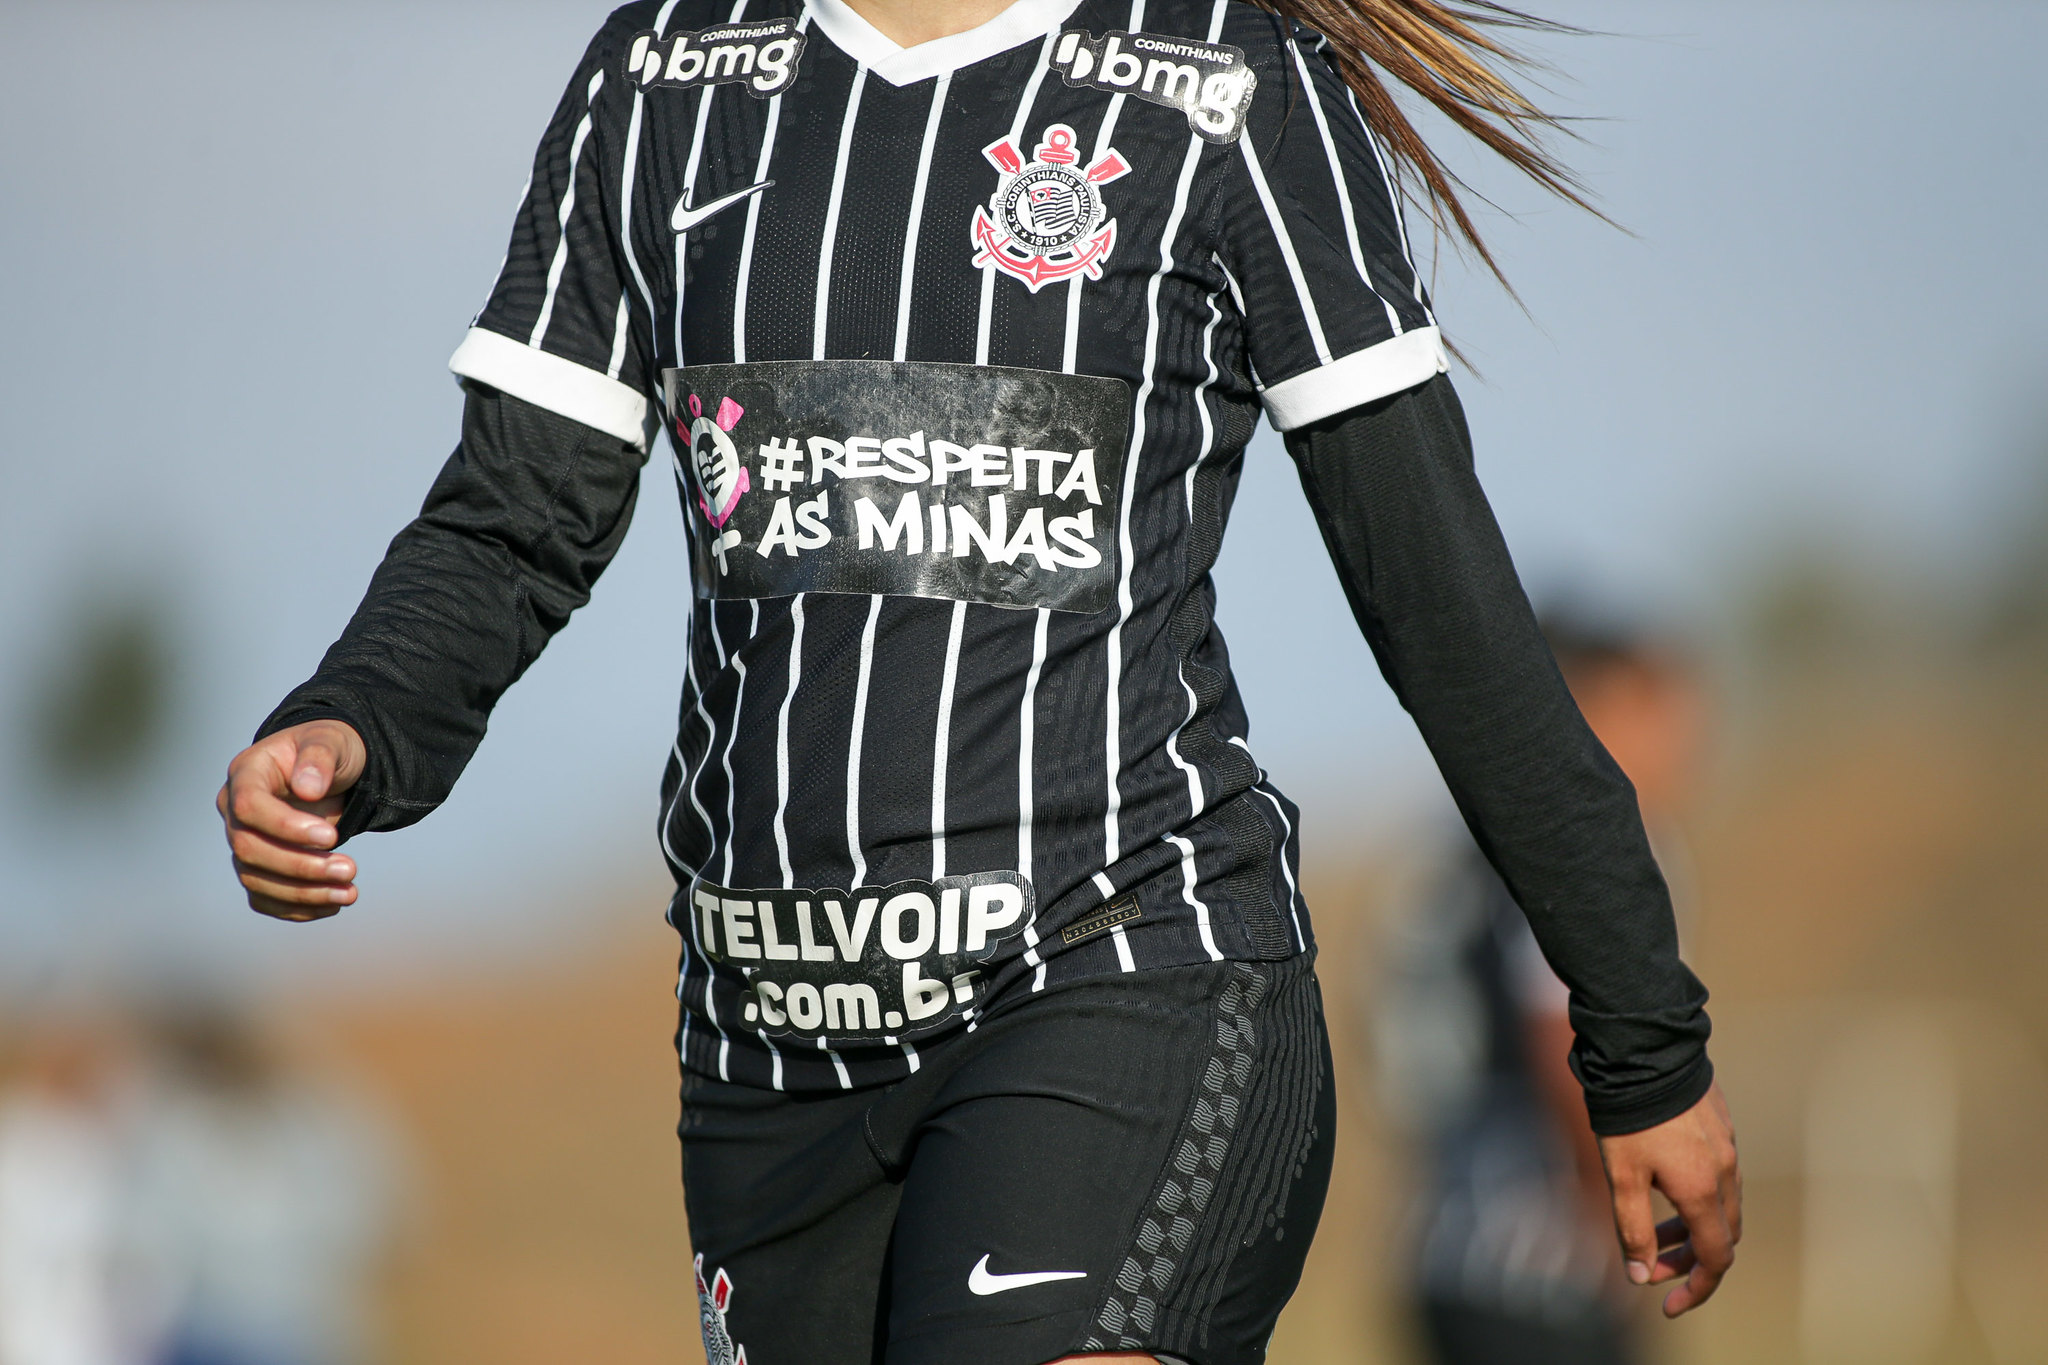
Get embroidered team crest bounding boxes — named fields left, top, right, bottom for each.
left=679, top=393, right=750, bottom=529
left=694, top=1254, right=748, bottom=1365
left=971, top=124, right=1130, bottom=292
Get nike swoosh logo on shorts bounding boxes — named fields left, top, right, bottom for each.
left=968, top=1254, right=1087, bottom=1296
left=671, top=181, right=773, bottom=233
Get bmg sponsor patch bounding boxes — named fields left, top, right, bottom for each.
left=1049, top=28, right=1256, bottom=143
left=689, top=872, right=1035, bottom=1043
left=625, top=19, right=804, bottom=97
left=664, top=360, right=1131, bottom=613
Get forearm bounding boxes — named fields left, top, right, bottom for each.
left=261, top=384, right=645, bottom=838
left=1285, top=374, right=1710, bottom=1133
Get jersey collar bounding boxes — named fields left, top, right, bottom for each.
left=803, top=0, right=1084, bottom=87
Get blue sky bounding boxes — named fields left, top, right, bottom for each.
left=4, top=1, right=2044, bottom=989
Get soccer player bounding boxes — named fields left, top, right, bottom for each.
left=1381, top=614, right=1711, bottom=1365
left=216, top=1, right=1741, bottom=1361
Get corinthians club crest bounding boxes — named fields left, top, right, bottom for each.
left=971, top=124, right=1130, bottom=291
left=694, top=1254, right=748, bottom=1365
left=677, top=392, right=749, bottom=529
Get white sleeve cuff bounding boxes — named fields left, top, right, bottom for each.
left=1259, top=326, right=1449, bottom=432
left=448, top=327, right=651, bottom=450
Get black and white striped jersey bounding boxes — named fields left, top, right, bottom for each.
left=450, top=0, right=1444, bottom=1091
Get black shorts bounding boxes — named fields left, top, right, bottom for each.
left=677, top=952, right=1335, bottom=1365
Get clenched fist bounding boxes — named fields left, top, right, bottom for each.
left=217, top=719, right=367, bottom=921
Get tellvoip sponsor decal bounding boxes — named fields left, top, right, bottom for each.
left=689, top=873, right=1034, bottom=1042
left=625, top=19, right=805, bottom=97
left=1049, top=28, right=1256, bottom=143
left=664, top=360, right=1132, bottom=614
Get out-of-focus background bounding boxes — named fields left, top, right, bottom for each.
left=4, top=2, right=2045, bottom=1363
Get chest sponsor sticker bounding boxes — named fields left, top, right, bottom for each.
left=625, top=18, right=804, bottom=97
left=689, top=872, right=1035, bottom=1044
left=663, top=360, right=1131, bottom=613
left=972, top=124, right=1129, bottom=292
left=1049, top=28, right=1257, bottom=144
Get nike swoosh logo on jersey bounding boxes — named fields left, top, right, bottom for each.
left=672, top=181, right=773, bottom=233
left=968, top=1254, right=1087, bottom=1296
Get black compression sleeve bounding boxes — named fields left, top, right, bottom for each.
left=1285, top=374, right=1711, bottom=1135
left=257, top=384, right=647, bottom=840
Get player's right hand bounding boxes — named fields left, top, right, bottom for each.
left=217, top=719, right=367, bottom=922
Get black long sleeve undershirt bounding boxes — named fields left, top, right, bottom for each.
left=263, top=377, right=1710, bottom=1133
left=1286, top=373, right=1711, bottom=1135
left=260, top=383, right=648, bottom=841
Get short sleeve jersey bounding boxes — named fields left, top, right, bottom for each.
left=454, top=0, right=1444, bottom=1091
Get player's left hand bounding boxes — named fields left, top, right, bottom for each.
left=1598, top=1080, right=1740, bottom=1317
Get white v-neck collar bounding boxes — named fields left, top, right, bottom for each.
left=803, top=0, right=1083, bottom=87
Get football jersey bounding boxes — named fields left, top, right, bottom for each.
left=451, top=0, right=1444, bottom=1090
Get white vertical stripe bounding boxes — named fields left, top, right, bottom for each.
left=760, top=1030, right=783, bottom=1091
left=1162, top=290, right=1227, bottom=822
left=1112, top=924, right=1137, bottom=972
left=664, top=600, right=730, bottom=1082
left=720, top=601, right=760, bottom=886
left=1349, top=86, right=1437, bottom=327
left=530, top=68, right=606, bottom=348
left=1250, top=781, right=1306, bottom=951
left=607, top=295, right=633, bottom=379
left=1291, top=41, right=1401, bottom=337
left=734, top=14, right=810, bottom=363
left=1103, top=129, right=1205, bottom=864
left=617, top=0, right=685, bottom=403
left=670, top=67, right=726, bottom=371
left=705, top=602, right=733, bottom=1082
left=1018, top=607, right=1050, bottom=990
left=772, top=593, right=806, bottom=888
left=931, top=601, right=967, bottom=879
left=1182, top=292, right=1224, bottom=517
left=845, top=594, right=882, bottom=886
left=1057, top=0, right=1148, bottom=371
left=1238, top=134, right=1331, bottom=364
left=1087, top=871, right=1136, bottom=973
left=894, top=74, right=951, bottom=360
left=1166, top=833, right=1223, bottom=961
left=974, top=31, right=1060, bottom=365
left=659, top=595, right=718, bottom=883
left=813, top=67, right=870, bottom=359
left=820, top=1035, right=852, bottom=1089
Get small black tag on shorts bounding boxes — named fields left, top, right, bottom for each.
left=1062, top=892, right=1143, bottom=945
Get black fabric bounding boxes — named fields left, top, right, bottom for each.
left=421, top=0, right=1451, bottom=1091
left=676, top=952, right=1332, bottom=1365
left=259, top=383, right=647, bottom=840
left=1284, top=373, right=1711, bottom=1135
left=258, top=0, right=1709, bottom=1121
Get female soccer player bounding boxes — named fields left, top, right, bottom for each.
left=217, top=1, right=1740, bottom=1361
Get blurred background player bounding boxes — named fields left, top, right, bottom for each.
left=1378, top=611, right=1709, bottom=1365
left=126, top=1006, right=400, bottom=1365
left=0, top=1018, right=146, bottom=1365
left=0, top=1007, right=400, bottom=1365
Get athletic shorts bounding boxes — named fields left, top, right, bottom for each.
left=677, top=951, right=1335, bottom=1365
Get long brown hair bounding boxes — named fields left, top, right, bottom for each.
left=1250, top=0, right=1597, bottom=292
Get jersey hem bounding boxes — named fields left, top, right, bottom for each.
left=1259, top=326, right=1449, bottom=431
left=448, top=326, right=649, bottom=449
